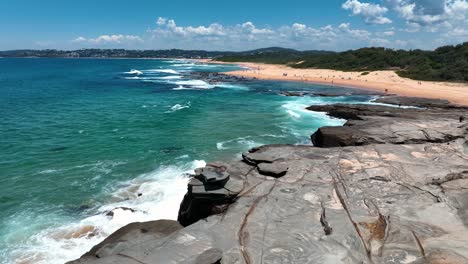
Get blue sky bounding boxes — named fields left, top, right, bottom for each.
left=0, top=0, right=466, bottom=51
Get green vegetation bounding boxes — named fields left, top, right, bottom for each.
left=217, top=42, right=468, bottom=82
left=2, top=43, right=466, bottom=81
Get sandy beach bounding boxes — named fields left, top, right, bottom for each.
left=203, top=60, right=468, bottom=106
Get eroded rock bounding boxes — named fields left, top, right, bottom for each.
left=178, top=162, right=244, bottom=227
left=257, top=162, right=288, bottom=177
left=70, top=100, right=468, bottom=264
left=308, top=100, right=468, bottom=147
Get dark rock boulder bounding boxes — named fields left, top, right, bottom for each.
left=178, top=163, right=244, bottom=227
left=71, top=139, right=468, bottom=263
left=69, top=100, right=468, bottom=264
left=257, top=162, right=288, bottom=177
left=68, top=220, right=182, bottom=263
left=309, top=100, right=468, bottom=147
left=311, top=126, right=378, bottom=147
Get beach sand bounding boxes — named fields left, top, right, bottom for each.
left=201, top=60, right=468, bottom=106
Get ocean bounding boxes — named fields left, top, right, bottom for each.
left=0, top=58, right=375, bottom=264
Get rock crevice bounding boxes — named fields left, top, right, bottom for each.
left=69, top=97, right=468, bottom=264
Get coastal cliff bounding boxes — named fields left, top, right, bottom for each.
left=69, top=97, right=468, bottom=264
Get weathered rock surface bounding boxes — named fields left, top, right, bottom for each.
left=178, top=162, right=245, bottom=227
left=69, top=220, right=182, bottom=263
left=374, top=96, right=452, bottom=108
left=70, top=97, right=468, bottom=264
left=189, top=71, right=255, bottom=85
left=309, top=100, right=468, bottom=147
left=279, top=90, right=386, bottom=97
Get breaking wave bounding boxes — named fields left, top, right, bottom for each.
left=7, top=160, right=206, bottom=264
left=165, top=102, right=191, bottom=113
left=125, top=69, right=143, bottom=75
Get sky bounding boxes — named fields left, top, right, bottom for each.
left=0, top=0, right=467, bottom=51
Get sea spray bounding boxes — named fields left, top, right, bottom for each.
left=0, top=58, right=373, bottom=264
left=125, top=69, right=143, bottom=75
left=8, top=160, right=206, bottom=264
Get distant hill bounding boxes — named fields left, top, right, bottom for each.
left=1, top=43, right=466, bottom=81
left=216, top=42, right=468, bottom=82
left=0, top=47, right=332, bottom=60
left=0, top=49, right=237, bottom=59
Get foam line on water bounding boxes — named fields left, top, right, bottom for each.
left=8, top=160, right=206, bottom=264
left=143, top=69, right=180, bottom=75
left=165, top=102, right=191, bottom=113
left=216, top=134, right=285, bottom=150
left=174, top=80, right=214, bottom=89
left=124, top=69, right=143, bottom=75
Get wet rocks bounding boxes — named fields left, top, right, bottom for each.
left=178, top=162, right=244, bottom=227
left=188, top=72, right=254, bottom=84
left=308, top=98, right=468, bottom=147
left=70, top=97, right=468, bottom=264
left=68, top=220, right=182, bottom=263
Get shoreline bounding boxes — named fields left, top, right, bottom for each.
left=197, top=59, right=468, bottom=106
left=70, top=97, right=468, bottom=263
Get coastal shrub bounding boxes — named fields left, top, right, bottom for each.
left=216, top=42, right=468, bottom=82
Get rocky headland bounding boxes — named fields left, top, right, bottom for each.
left=69, top=96, right=468, bottom=264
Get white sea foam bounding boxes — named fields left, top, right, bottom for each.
left=174, top=80, right=214, bottom=89
left=144, top=69, right=180, bottom=75
left=125, top=69, right=143, bottom=75
left=172, top=63, right=196, bottom=67
left=158, top=75, right=182, bottom=80
left=215, top=134, right=284, bottom=151
left=38, top=169, right=61, bottom=174
left=282, top=100, right=345, bottom=125
left=216, top=137, right=262, bottom=151
left=172, top=85, right=196, bottom=90
left=165, top=102, right=191, bottom=113
left=10, top=160, right=206, bottom=264
left=286, top=109, right=301, bottom=119
left=217, top=84, right=249, bottom=90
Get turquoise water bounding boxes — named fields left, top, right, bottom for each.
left=0, top=58, right=374, bottom=264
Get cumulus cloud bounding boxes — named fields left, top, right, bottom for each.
left=342, top=0, right=392, bottom=24
left=385, top=0, right=468, bottom=27
left=68, top=11, right=465, bottom=51
left=73, top=34, right=143, bottom=44
left=147, top=18, right=377, bottom=50
left=154, top=18, right=226, bottom=36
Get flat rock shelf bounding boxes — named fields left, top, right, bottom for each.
left=69, top=96, right=468, bottom=264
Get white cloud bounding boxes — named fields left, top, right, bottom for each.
left=338, top=23, right=372, bottom=38
left=241, top=22, right=274, bottom=34
left=342, top=0, right=392, bottom=24
left=370, top=38, right=391, bottom=46
left=69, top=11, right=465, bottom=51
left=146, top=18, right=377, bottom=51
left=156, top=17, right=167, bottom=26
left=72, top=37, right=87, bottom=43
left=386, top=0, right=468, bottom=27
left=152, top=18, right=227, bottom=37
left=73, top=35, right=143, bottom=44
left=377, top=30, right=395, bottom=36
